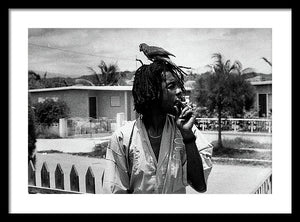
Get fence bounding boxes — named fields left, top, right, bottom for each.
left=66, top=117, right=115, bottom=137
left=195, top=118, right=272, bottom=133
left=28, top=160, right=97, bottom=194
left=251, top=171, right=272, bottom=194
left=28, top=160, right=271, bottom=194
left=58, top=113, right=126, bottom=138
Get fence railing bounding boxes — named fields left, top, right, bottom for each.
left=28, top=160, right=96, bottom=194
left=251, top=171, right=272, bottom=194
left=29, top=160, right=272, bottom=194
left=66, top=117, right=115, bottom=137
left=195, top=118, right=272, bottom=133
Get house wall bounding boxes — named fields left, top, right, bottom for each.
left=254, top=84, right=272, bottom=94
left=91, top=90, right=135, bottom=121
left=29, top=90, right=89, bottom=118
left=29, top=89, right=136, bottom=121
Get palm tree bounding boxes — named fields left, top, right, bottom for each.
left=204, top=53, right=255, bottom=148
left=87, top=60, right=120, bottom=86
left=29, top=70, right=41, bottom=81
left=208, top=53, right=255, bottom=76
left=28, top=70, right=43, bottom=89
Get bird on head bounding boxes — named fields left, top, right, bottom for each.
left=139, top=43, right=190, bottom=76
left=139, top=43, right=176, bottom=62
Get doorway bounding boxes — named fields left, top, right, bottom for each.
left=258, top=94, right=267, bottom=117
left=89, top=97, right=97, bottom=119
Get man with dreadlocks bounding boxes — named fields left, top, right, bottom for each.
left=103, top=60, right=213, bottom=194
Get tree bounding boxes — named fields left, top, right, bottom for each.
left=29, top=70, right=72, bottom=89
left=87, top=60, right=120, bottom=86
left=28, top=70, right=44, bottom=89
left=192, top=53, right=255, bottom=148
left=33, top=98, right=70, bottom=127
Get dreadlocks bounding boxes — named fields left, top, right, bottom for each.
left=132, top=60, right=186, bottom=116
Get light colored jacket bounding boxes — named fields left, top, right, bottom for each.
left=103, top=115, right=213, bottom=194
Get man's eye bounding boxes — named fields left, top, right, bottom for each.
left=167, top=83, right=176, bottom=89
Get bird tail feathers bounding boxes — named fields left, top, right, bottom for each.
left=154, top=56, right=188, bottom=76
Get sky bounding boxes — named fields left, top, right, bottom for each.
left=28, top=28, right=272, bottom=77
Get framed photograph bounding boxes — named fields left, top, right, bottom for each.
left=9, top=9, right=292, bottom=214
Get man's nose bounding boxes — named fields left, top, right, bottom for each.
left=175, top=88, right=185, bottom=101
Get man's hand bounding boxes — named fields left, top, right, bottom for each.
left=175, top=106, right=196, bottom=139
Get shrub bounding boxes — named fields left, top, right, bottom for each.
left=243, top=109, right=259, bottom=119
left=33, top=98, right=70, bottom=127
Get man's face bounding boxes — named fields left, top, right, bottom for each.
left=161, top=71, right=183, bottom=115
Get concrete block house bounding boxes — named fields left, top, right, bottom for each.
left=29, top=85, right=136, bottom=121
left=29, top=84, right=193, bottom=121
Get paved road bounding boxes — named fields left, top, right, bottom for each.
left=187, top=164, right=271, bottom=194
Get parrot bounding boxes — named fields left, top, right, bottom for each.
left=139, top=43, right=188, bottom=76
left=139, top=43, right=176, bottom=61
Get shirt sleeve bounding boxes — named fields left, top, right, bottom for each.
left=102, top=130, right=130, bottom=194
left=192, top=125, right=213, bottom=183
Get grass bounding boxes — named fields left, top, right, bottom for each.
left=212, top=147, right=271, bottom=160
left=211, top=137, right=272, bottom=166
left=212, top=137, right=271, bottom=150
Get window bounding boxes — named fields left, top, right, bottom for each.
left=110, top=96, right=120, bottom=107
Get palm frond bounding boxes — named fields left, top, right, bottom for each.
left=205, top=64, right=215, bottom=73
left=75, top=78, right=95, bottom=86
left=241, top=67, right=256, bottom=74
left=261, top=57, right=272, bottom=67
left=87, top=66, right=101, bottom=84
left=99, top=60, right=108, bottom=73
left=86, top=66, right=96, bottom=74
left=224, top=60, right=231, bottom=73
left=233, top=60, right=243, bottom=71
left=212, top=53, right=222, bottom=61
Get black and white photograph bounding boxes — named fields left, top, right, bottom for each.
left=9, top=9, right=292, bottom=214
